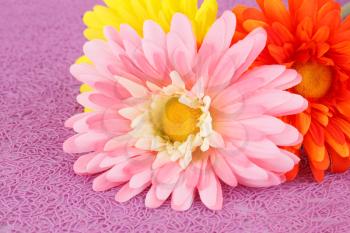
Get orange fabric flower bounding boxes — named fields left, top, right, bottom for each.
left=233, top=0, right=350, bottom=181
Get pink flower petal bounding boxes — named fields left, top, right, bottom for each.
left=167, top=13, right=196, bottom=76
left=198, top=11, right=236, bottom=63
left=231, top=27, right=267, bottom=82
left=64, top=112, right=91, bottom=128
left=211, top=152, right=237, bottom=187
left=129, top=169, right=152, bottom=189
left=83, top=40, right=115, bottom=75
left=248, top=150, right=296, bottom=173
left=115, top=182, right=150, bottom=203
left=114, top=75, right=149, bottom=98
left=237, top=115, right=286, bottom=135
left=198, top=162, right=223, bottom=210
left=198, top=162, right=218, bottom=208
left=268, top=124, right=303, bottom=146
left=73, top=152, right=97, bottom=175
left=171, top=192, right=194, bottom=211
left=264, top=69, right=302, bottom=90
left=105, top=159, right=131, bottom=183
left=63, top=132, right=110, bottom=154
left=145, top=185, right=164, bottom=208
left=93, top=172, right=123, bottom=192
left=171, top=174, right=194, bottom=208
left=142, top=20, right=168, bottom=75
left=76, top=92, right=104, bottom=111
left=70, top=63, right=111, bottom=86
left=222, top=150, right=269, bottom=181
left=104, top=26, right=124, bottom=48
left=153, top=162, right=182, bottom=185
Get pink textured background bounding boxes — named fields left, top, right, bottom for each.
left=1, top=0, right=350, bottom=232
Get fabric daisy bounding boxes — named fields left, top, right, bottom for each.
left=233, top=0, right=350, bottom=181
left=64, top=11, right=307, bottom=210
left=79, top=0, right=218, bottom=112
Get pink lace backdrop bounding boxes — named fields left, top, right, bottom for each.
left=1, top=0, right=350, bottom=232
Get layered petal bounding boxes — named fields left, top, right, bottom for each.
left=65, top=9, right=305, bottom=211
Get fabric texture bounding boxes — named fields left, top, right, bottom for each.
left=0, top=0, right=350, bottom=232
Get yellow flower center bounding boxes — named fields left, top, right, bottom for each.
left=161, top=98, right=201, bottom=142
left=294, top=62, right=333, bottom=99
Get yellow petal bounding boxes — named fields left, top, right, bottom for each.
left=131, top=0, right=150, bottom=23
left=85, top=0, right=218, bottom=43
left=83, top=11, right=102, bottom=29
left=103, top=0, right=141, bottom=33
left=93, top=6, right=121, bottom=29
left=80, top=84, right=93, bottom=93
left=144, top=0, right=161, bottom=20
left=83, top=28, right=104, bottom=40
left=80, top=84, right=94, bottom=113
left=195, top=0, right=218, bottom=43
left=180, top=0, right=198, bottom=18
left=75, top=56, right=92, bottom=65
left=161, top=0, right=179, bottom=24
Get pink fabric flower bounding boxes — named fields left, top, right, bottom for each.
left=64, top=11, right=308, bottom=211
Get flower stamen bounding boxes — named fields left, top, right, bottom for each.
left=294, top=62, right=333, bottom=99
left=161, top=97, right=201, bottom=142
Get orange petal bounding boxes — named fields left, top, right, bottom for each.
left=329, top=145, right=350, bottom=173
left=243, top=8, right=266, bottom=21
left=318, top=56, right=335, bottom=66
left=317, top=43, right=330, bottom=58
left=283, top=146, right=301, bottom=181
left=336, top=101, right=350, bottom=117
left=295, top=112, right=311, bottom=135
left=285, top=163, right=300, bottom=181
left=335, top=70, right=350, bottom=82
left=310, top=149, right=330, bottom=170
left=232, top=31, right=246, bottom=42
left=268, top=44, right=288, bottom=63
left=294, top=50, right=311, bottom=63
left=232, top=5, right=249, bottom=37
left=312, top=26, right=330, bottom=42
left=331, top=41, right=350, bottom=54
left=311, top=111, right=328, bottom=127
left=296, top=17, right=313, bottom=41
left=308, top=122, right=325, bottom=146
left=310, top=103, right=329, bottom=113
left=319, top=10, right=341, bottom=31
left=325, top=121, right=349, bottom=157
left=310, top=163, right=325, bottom=182
left=243, top=20, right=267, bottom=32
left=333, top=31, right=350, bottom=44
left=288, top=0, right=303, bottom=18
left=297, top=0, right=318, bottom=21
left=318, top=1, right=340, bottom=22
left=263, top=0, right=291, bottom=27
left=232, top=5, right=247, bottom=21
left=304, top=132, right=325, bottom=162
left=333, top=118, right=350, bottom=139
left=271, top=22, right=294, bottom=43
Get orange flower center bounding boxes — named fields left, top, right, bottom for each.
left=294, top=62, right=333, bottom=99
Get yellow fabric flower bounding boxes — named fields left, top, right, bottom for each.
left=83, top=0, right=218, bottom=43
left=78, top=0, right=218, bottom=112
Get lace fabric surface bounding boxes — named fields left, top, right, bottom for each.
left=1, top=0, right=350, bottom=232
